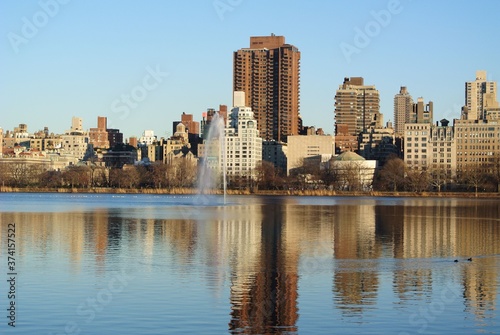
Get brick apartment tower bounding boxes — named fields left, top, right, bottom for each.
left=334, top=77, right=381, bottom=136
left=233, top=35, right=301, bottom=142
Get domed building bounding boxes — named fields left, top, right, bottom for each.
left=328, top=151, right=377, bottom=191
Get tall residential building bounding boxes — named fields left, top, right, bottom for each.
left=464, top=70, right=498, bottom=120
left=224, top=106, right=262, bottom=178
left=334, top=77, right=382, bottom=137
left=411, top=97, right=433, bottom=124
left=394, top=86, right=413, bottom=135
left=233, top=35, right=301, bottom=142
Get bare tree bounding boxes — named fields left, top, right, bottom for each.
left=405, top=168, right=429, bottom=192
left=427, top=166, right=448, bottom=192
left=255, top=161, right=285, bottom=190
left=376, top=157, right=406, bottom=192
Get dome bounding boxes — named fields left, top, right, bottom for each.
left=335, top=151, right=365, bottom=161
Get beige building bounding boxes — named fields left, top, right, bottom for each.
left=163, top=123, right=192, bottom=164
left=61, top=117, right=90, bottom=161
left=404, top=123, right=431, bottom=170
left=454, top=118, right=500, bottom=177
left=428, top=119, right=456, bottom=182
left=233, top=35, right=301, bottom=142
left=329, top=151, right=377, bottom=191
left=358, top=124, right=398, bottom=162
left=334, top=77, right=382, bottom=137
left=464, top=70, right=498, bottom=120
left=411, top=97, right=433, bottom=124
left=394, top=86, right=413, bottom=136
left=286, top=134, right=335, bottom=175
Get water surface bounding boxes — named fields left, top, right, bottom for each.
left=0, top=193, right=499, bottom=334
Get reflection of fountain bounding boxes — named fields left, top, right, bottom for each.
left=197, top=112, right=227, bottom=204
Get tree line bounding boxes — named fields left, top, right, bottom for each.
left=1, top=156, right=500, bottom=193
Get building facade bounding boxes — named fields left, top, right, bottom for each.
left=404, top=123, right=431, bottom=170
left=61, top=117, right=90, bottom=161
left=464, top=70, right=498, bottom=120
left=89, top=116, right=110, bottom=149
left=224, top=106, right=262, bottom=178
left=233, top=35, right=300, bottom=142
left=428, top=119, right=456, bottom=183
left=334, top=77, right=382, bottom=137
left=454, top=119, right=500, bottom=177
left=286, top=134, right=335, bottom=175
left=411, top=97, right=433, bottom=124
left=394, top=86, right=413, bottom=135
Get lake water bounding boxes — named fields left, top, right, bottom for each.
left=0, top=193, right=499, bottom=334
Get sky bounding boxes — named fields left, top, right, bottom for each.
left=1, top=0, right=500, bottom=139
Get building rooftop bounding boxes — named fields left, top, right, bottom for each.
left=336, top=151, right=365, bottom=161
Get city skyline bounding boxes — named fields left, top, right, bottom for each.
left=1, top=1, right=500, bottom=138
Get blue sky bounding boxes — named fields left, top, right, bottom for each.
left=1, top=0, right=499, bottom=139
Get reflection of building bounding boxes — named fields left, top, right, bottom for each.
left=332, top=203, right=379, bottom=315
left=228, top=203, right=298, bottom=334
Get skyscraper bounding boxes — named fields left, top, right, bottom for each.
left=233, top=34, right=300, bottom=142
left=464, top=70, right=498, bottom=120
left=394, top=86, right=413, bottom=135
left=334, top=77, right=382, bottom=136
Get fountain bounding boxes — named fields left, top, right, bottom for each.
left=197, top=112, right=227, bottom=204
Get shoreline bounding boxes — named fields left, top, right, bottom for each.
left=1, top=186, right=500, bottom=198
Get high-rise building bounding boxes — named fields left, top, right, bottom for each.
left=464, top=70, right=498, bottom=120
left=225, top=105, right=262, bottom=178
left=334, top=77, right=382, bottom=137
left=394, top=86, right=413, bottom=135
left=411, top=97, right=433, bottom=124
left=233, top=34, right=300, bottom=142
